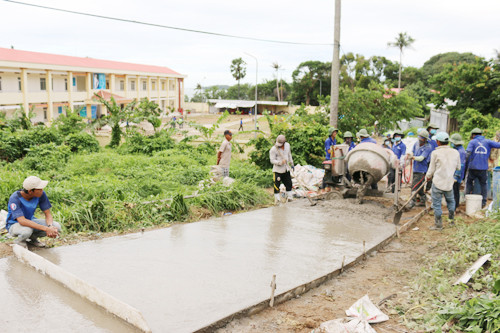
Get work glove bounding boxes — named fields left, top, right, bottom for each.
left=414, top=155, right=425, bottom=162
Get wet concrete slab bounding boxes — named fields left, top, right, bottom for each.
left=1, top=199, right=395, bottom=332
left=0, top=257, right=139, bottom=332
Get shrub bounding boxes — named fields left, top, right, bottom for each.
left=22, top=143, right=71, bottom=172
left=0, top=126, right=64, bottom=161
left=53, top=108, right=87, bottom=136
left=65, top=132, right=100, bottom=153
left=123, top=131, right=175, bottom=155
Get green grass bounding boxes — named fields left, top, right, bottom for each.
left=392, top=219, right=500, bottom=332
left=1, top=147, right=272, bottom=234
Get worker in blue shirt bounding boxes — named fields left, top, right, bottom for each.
left=407, top=129, right=433, bottom=208
left=465, top=128, right=500, bottom=207
left=324, top=127, right=338, bottom=160
left=382, top=137, right=392, bottom=150
left=387, top=130, right=407, bottom=193
left=357, top=129, right=377, bottom=144
left=356, top=128, right=378, bottom=189
left=426, top=123, right=439, bottom=150
left=343, top=131, right=356, bottom=151
left=450, top=133, right=466, bottom=212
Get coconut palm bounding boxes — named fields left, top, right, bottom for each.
left=230, top=58, right=247, bottom=99
left=388, top=32, right=415, bottom=89
left=271, top=62, right=281, bottom=101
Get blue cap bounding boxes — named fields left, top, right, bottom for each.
left=435, top=132, right=449, bottom=143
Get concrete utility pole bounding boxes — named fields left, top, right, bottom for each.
left=329, top=0, right=341, bottom=127
left=245, top=52, right=258, bottom=138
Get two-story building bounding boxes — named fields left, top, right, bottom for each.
left=0, top=47, right=186, bottom=123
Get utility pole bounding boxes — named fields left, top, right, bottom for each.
left=245, top=52, right=258, bottom=138
left=329, top=0, right=341, bottom=127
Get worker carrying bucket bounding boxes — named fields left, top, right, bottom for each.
left=270, top=135, right=294, bottom=205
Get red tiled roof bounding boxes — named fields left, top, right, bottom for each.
left=0, top=47, right=182, bottom=76
left=92, top=90, right=131, bottom=102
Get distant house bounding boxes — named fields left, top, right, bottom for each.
left=207, top=99, right=289, bottom=114
left=428, top=99, right=457, bottom=132
left=0, top=47, right=186, bottom=123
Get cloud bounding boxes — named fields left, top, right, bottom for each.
left=1, top=0, right=498, bottom=89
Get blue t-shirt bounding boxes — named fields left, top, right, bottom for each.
left=324, top=137, right=337, bottom=160
left=428, top=139, right=438, bottom=150
left=347, top=141, right=356, bottom=152
left=392, top=141, right=407, bottom=159
left=412, top=141, right=433, bottom=173
left=455, top=145, right=466, bottom=182
left=361, top=137, right=377, bottom=144
left=466, top=136, right=500, bottom=170
left=5, top=191, right=52, bottom=231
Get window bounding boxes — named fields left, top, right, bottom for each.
left=43, top=107, right=47, bottom=120
left=40, top=78, right=46, bottom=91
left=106, top=79, right=110, bottom=90
left=0, top=76, right=2, bottom=91
left=142, top=80, right=147, bottom=91
left=18, top=77, right=21, bottom=91
left=51, top=78, right=54, bottom=90
left=130, top=80, right=136, bottom=90
left=152, top=81, right=156, bottom=90
left=120, top=80, right=125, bottom=91
left=161, top=81, right=165, bottom=90
left=64, top=78, right=68, bottom=91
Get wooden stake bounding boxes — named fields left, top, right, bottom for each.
left=269, top=274, right=277, bottom=307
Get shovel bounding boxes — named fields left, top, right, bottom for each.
left=393, top=180, right=427, bottom=225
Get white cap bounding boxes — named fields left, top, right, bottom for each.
left=276, top=135, right=286, bottom=147
left=23, top=176, right=49, bottom=191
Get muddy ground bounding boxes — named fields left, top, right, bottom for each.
left=215, top=211, right=472, bottom=333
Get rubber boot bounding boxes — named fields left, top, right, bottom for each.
left=281, top=192, right=287, bottom=204
left=286, top=191, right=294, bottom=202
left=430, top=216, right=443, bottom=230
left=274, top=193, right=281, bottom=205
left=449, top=210, right=455, bottom=226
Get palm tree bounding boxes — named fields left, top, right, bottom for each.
left=230, top=58, right=247, bottom=99
left=388, top=32, right=415, bottom=89
left=271, top=62, right=281, bottom=101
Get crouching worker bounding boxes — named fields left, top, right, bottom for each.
left=270, top=135, right=294, bottom=205
left=425, top=133, right=461, bottom=230
left=5, top=176, right=61, bottom=248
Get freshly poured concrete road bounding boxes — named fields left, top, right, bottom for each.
left=0, top=199, right=395, bottom=332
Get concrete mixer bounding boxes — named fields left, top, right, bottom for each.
left=319, top=142, right=397, bottom=203
left=345, top=142, right=397, bottom=203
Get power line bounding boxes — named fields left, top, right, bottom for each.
left=3, top=0, right=333, bottom=46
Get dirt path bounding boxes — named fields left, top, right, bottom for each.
left=215, top=212, right=467, bottom=333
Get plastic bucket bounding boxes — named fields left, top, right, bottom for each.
left=492, top=166, right=500, bottom=211
left=465, top=194, right=482, bottom=215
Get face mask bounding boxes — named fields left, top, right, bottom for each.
left=391, top=138, right=396, bottom=143
left=450, top=143, right=456, bottom=148
left=384, top=141, right=391, bottom=146
left=419, top=138, right=425, bottom=145
left=394, top=137, right=401, bottom=142
left=430, top=129, right=437, bottom=135
left=345, top=138, right=352, bottom=144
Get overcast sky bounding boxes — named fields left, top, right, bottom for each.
left=1, top=0, right=499, bottom=95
